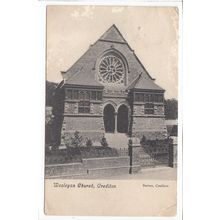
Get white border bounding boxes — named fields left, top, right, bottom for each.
left=40, top=0, right=182, bottom=3
left=39, top=1, right=183, bottom=220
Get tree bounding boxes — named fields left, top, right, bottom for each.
left=45, top=114, right=56, bottom=146
left=164, top=99, right=178, bottom=119
left=46, top=81, right=58, bottom=107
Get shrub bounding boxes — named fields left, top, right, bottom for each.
left=100, top=135, right=108, bottom=147
left=64, top=131, right=83, bottom=148
left=164, top=99, right=178, bottom=119
left=86, top=138, right=93, bottom=147
left=140, top=135, right=147, bottom=145
left=71, top=131, right=83, bottom=148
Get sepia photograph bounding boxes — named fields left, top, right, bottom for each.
left=3, top=1, right=220, bottom=220
left=44, top=5, right=179, bottom=216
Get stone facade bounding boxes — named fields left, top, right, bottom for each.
left=53, top=25, right=167, bottom=146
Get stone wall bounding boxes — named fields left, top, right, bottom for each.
left=45, top=156, right=133, bottom=179
left=133, top=103, right=164, bottom=116
left=45, top=162, right=87, bottom=177
left=63, top=116, right=103, bottom=131
left=64, top=102, right=78, bottom=114
left=82, top=156, right=129, bottom=169
left=59, top=89, right=167, bottom=144
left=133, top=104, right=145, bottom=115
left=61, top=105, right=167, bottom=141
left=154, top=104, right=165, bottom=115
left=131, top=102, right=167, bottom=139
left=64, top=101, right=103, bottom=115
left=169, top=136, right=178, bottom=168
left=61, top=116, right=104, bottom=143
left=92, top=103, right=103, bottom=114
left=132, top=117, right=167, bottom=139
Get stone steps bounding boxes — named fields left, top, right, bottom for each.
left=105, top=133, right=129, bottom=149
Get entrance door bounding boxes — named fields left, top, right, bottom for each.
left=104, top=104, right=115, bottom=133
left=117, top=105, right=129, bottom=133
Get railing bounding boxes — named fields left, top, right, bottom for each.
left=80, top=147, right=118, bottom=158
left=140, top=139, right=171, bottom=167
left=114, top=147, right=129, bottom=157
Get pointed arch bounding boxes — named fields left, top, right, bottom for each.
left=116, top=101, right=131, bottom=113
left=103, top=103, right=116, bottom=133
left=102, top=100, right=117, bottom=113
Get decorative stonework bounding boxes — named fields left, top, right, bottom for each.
left=154, top=104, right=164, bottom=115
left=133, top=105, right=144, bottom=115
left=103, top=89, right=127, bottom=96
left=73, top=102, right=78, bottom=114
left=90, top=103, right=94, bottom=114
left=98, top=55, right=125, bottom=84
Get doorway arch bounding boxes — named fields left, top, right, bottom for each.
left=117, top=104, right=129, bottom=133
left=103, top=104, right=115, bottom=133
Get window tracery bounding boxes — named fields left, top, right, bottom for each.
left=98, top=55, right=125, bottom=84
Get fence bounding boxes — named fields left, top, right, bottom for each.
left=114, top=147, right=129, bottom=157
left=140, top=138, right=171, bottom=167
left=46, top=138, right=176, bottom=169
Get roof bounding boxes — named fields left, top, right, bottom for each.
left=99, top=24, right=127, bottom=43
left=65, top=67, right=103, bottom=87
left=62, top=24, right=162, bottom=89
left=126, top=73, right=164, bottom=91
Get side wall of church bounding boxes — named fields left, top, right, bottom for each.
left=60, top=101, right=104, bottom=144
left=64, top=102, right=103, bottom=115
left=61, top=116, right=104, bottom=144
left=132, top=117, right=167, bottom=140
left=132, top=104, right=167, bottom=140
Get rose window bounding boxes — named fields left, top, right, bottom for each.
left=98, top=55, right=125, bottom=84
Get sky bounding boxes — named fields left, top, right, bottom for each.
left=47, top=6, right=179, bottom=99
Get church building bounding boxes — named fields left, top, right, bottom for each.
left=53, top=25, right=167, bottom=146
